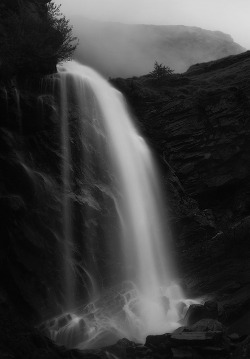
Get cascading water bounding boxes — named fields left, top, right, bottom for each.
left=47, top=61, right=196, bottom=349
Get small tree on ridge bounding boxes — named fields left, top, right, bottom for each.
left=149, top=61, right=174, bottom=81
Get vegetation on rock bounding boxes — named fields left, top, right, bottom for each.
left=0, top=0, right=78, bottom=78
left=149, top=61, right=174, bottom=81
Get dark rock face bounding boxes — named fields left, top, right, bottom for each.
left=183, top=302, right=219, bottom=326
left=0, top=0, right=81, bottom=332
left=105, top=332, right=250, bottom=359
left=0, top=2, right=66, bottom=344
left=143, top=319, right=233, bottom=359
left=113, top=51, right=250, bottom=222
left=233, top=335, right=250, bottom=358
left=0, top=83, right=63, bottom=320
left=185, top=319, right=225, bottom=333
left=113, top=50, right=250, bottom=323
left=170, top=331, right=223, bottom=346
left=184, top=304, right=207, bottom=326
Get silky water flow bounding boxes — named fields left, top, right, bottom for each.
left=47, top=61, right=196, bottom=349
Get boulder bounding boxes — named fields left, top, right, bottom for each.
left=170, top=331, right=222, bottom=346
left=174, top=318, right=225, bottom=334
left=145, top=334, right=171, bottom=348
left=145, top=334, right=172, bottom=357
left=184, top=302, right=219, bottom=326
left=228, top=333, right=240, bottom=342
left=171, top=347, right=193, bottom=358
left=184, top=304, right=206, bottom=326
left=187, top=319, right=225, bottom=333
left=204, top=300, right=218, bottom=319
left=233, top=335, right=250, bottom=358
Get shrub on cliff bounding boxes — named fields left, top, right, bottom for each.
left=45, top=2, right=78, bottom=63
left=0, top=0, right=78, bottom=78
left=149, top=61, right=174, bottom=81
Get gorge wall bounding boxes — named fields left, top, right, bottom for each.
left=0, top=0, right=62, bottom=318
left=112, top=51, right=250, bottom=324
left=0, top=1, right=79, bottom=356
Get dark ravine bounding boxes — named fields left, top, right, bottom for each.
left=1, top=1, right=250, bottom=357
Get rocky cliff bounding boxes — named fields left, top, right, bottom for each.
left=0, top=1, right=81, bottom=357
left=112, top=51, right=250, bottom=326
left=0, top=0, right=63, bottom=317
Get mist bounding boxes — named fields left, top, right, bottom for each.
left=64, top=17, right=244, bottom=78
left=57, top=0, right=250, bottom=50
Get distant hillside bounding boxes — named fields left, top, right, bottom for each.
left=71, top=17, right=245, bottom=77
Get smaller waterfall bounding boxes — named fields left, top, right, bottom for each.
left=0, top=87, right=9, bottom=120
left=60, top=74, right=75, bottom=309
left=47, top=61, right=197, bottom=348
left=13, top=87, right=22, bottom=134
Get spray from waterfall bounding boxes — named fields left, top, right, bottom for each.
left=48, top=61, right=196, bottom=348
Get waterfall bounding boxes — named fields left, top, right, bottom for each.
left=48, top=61, right=194, bottom=348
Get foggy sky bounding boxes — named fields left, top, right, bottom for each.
left=56, top=0, right=250, bottom=49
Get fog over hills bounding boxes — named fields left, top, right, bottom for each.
left=72, top=17, right=245, bottom=77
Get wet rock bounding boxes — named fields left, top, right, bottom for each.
left=106, top=339, right=152, bottom=359
left=228, top=333, right=240, bottom=342
left=170, top=331, right=222, bottom=346
left=116, top=338, right=137, bottom=348
left=204, top=300, right=218, bottom=319
left=173, top=327, right=187, bottom=335
left=219, top=281, right=242, bottom=295
left=49, top=319, right=56, bottom=328
left=183, top=304, right=205, bottom=326
left=145, top=334, right=171, bottom=348
left=171, top=347, right=193, bottom=358
left=145, top=334, right=172, bottom=358
left=57, top=315, right=69, bottom=328
left=113, top=337, right=138, bottom=358
left=233, top=335, right=250, bottom=358
left=196, top=345, right=229, bottom=358
left=50, top=316, right=88, bottom=348
left=171, top=318, right=232, bottom=358
left=183, top=302, right=219, bottom=326
left=221, top=285, right=250, bottom=327
left=133, top=345, right=153, bottom=358
left=0, top=158, right=37, bottom=202
left=187, top=319, right=225, bottom=333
